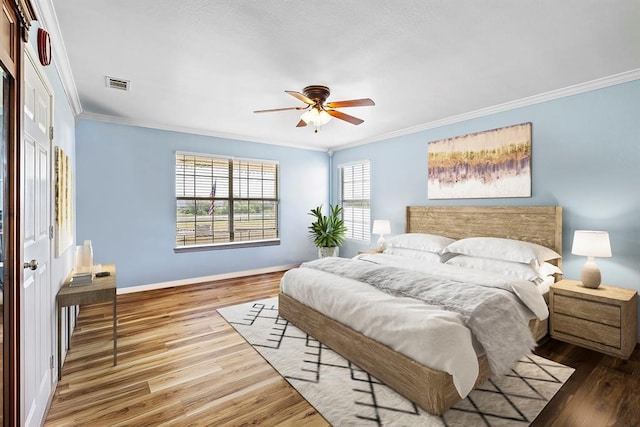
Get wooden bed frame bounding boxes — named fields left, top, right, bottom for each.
left=279, top=205, right=563, bottom=415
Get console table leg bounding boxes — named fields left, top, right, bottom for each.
left=57, top=307, right=62, bottom=381
left=113, top=297, right=117, bottom=366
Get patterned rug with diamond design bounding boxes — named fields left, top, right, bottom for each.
left=218, top=297, right=574, bottom=427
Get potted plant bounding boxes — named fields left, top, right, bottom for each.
left=308, top=204, right=347, bottom=258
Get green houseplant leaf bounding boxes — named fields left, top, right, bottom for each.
left=308, top=204, right=347, bottom=248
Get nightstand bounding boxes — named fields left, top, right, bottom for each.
left=550, top=279, right=638, bottom=359
left=357, top=249, right=382, bottom=254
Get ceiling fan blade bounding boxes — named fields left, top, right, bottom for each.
left=285, top=90, right=314, bottom=105
left=253, top=106, right=307, bottom=113
left=326, top=109, right=364, bottom=125
left=296, top=119, right=307, bottom=128
left=325, top=98, right=375, bottom=108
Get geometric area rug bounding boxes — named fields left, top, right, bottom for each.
left=218, top=297, right=574, bottom=427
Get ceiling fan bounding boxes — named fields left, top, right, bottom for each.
left=253, top=85, right=375, bottom=132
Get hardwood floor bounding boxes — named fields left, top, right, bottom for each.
left=532, top=337, right=640, bottom=427
left=44, top=272, right=639, bottom=426
left=45, top=272, right=327, bottom=427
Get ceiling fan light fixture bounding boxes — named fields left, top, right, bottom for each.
left=300, top=107, right=332, bottom=126
left=255, top=85, right=373, bottom=132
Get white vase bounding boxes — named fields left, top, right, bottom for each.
left=318, top=246, right=339, bottom=258
left=75, top=240, right=94, bottom=273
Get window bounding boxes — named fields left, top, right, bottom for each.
left=338, top=160, right=370, bottom=241
left=175, top=152, right=279, bottom=249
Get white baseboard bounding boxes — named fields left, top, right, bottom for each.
left=116, top=264, right=298, bottom=295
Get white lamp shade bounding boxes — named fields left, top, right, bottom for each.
left=571, top=230, right=612, bottom=258
left=316, top=109, right=332, bottom=126
left=301, top=108, right=332, bottom=126
left=372, top=220, right=391, bottom=235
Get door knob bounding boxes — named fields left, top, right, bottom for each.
left=24, top=259, right=38, bottom=270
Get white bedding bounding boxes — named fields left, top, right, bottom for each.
left=279, top=253, right=548, bottom=398
left=537, top=275, right=554, bottom=297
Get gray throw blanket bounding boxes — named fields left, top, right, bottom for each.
left=301, top=257, right=535, bottom=376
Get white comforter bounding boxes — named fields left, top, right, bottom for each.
left=279, top=253, right=548, bottom=398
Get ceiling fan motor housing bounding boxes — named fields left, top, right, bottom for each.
left=303, top=85, right=331, bottom=104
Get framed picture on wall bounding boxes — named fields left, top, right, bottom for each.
left=427, top=122, right=532, bottom=199
left=55, top=146, right=73, bottom=256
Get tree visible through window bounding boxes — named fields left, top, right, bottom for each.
left=175, top=153, right=279, bottom=248
left=339, top=160, right=370, bottom=241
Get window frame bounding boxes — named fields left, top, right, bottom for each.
left=174, top=151, right=280, bottom=252
left=338, top=160, right=371, bottom=242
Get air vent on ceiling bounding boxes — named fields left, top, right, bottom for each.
left=105, top=76, right=130, bottom=91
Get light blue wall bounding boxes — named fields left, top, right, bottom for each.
left=75, top=120, right=328, bottom=287
left=333, top=81, right=640, bottom=297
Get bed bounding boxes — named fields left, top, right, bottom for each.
left=279, top=205, right=562, bottom=415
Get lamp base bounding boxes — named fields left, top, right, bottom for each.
left=580, top=260, right=602, bottom=288
left=376, top=235, right=386, bottom=252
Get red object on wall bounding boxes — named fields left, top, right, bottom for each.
left=38, top=28, right=52, bottom=66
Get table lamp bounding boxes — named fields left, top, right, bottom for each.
left=372, top=220, right=391, bottom=251
left=571, top=230, right=612, bottom=288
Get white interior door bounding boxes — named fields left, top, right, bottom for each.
left=21, top=50, right=53, bottom=427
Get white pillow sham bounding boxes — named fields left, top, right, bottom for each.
left=383, top=247, right=442, bottom=263
left=445, top=255, right=563, bottom=285
left=445, top=255, right=542, bottom=283
left=442, top=237, right=561, bottom=266
left=386, top=233, right=456, bottom=253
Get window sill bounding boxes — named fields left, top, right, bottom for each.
left=174, top=239, right=280, bottom=253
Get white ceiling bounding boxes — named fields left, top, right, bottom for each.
left=38, top=0, right=640, bottom=151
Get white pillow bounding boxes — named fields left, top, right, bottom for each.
left=442, top=237, right=561, bottom=266
left=383, top=248, right=442, bottom=264
left=386, top=233, right=455, bottom=253
left=445, top=255, right=542, bottom=283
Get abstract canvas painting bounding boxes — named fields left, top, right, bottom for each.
left=55, top=146, right=73, bottom=256
left=428, top=123, right=532, bottom=199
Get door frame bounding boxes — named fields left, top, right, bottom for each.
left=1, top=0, right=37, bottom=424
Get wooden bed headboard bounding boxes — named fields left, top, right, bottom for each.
left=406, top=205, right=563, bottom=267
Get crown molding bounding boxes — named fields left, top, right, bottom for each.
left=333, top=69, right=640, bottom=151
left=77, top=112, right=328, bottom=152
left=80, top=67, right=640, bottom=153
left=32, top=0, right=83, bottom=115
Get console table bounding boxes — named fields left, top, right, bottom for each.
left=57, top=264, right=117, bottom=380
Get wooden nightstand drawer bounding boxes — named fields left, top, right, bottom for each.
left=550, top=279, right=638, bottom=359
left=552, top=313, right=621, bottom=348
left=553, top=294, right=621, bottom=327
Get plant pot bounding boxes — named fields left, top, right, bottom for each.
left=318, top=246, right=339, bottom=258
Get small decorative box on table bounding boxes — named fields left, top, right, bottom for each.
left=550, top=279, right=637, bottom=359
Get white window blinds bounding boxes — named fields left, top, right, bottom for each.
left=175, top=153, right=279, bottom=247
left=338, top=161, right=370, bottom=241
